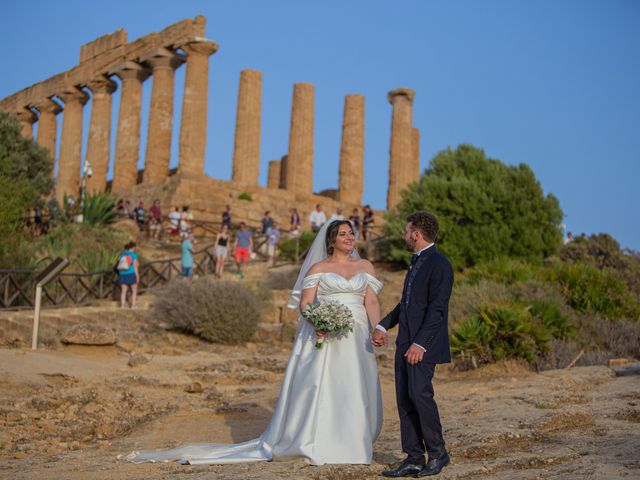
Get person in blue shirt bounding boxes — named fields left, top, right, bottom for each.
left=182, top=233, right=196, bottom=282
left=117, top=242, right=139, bottom=308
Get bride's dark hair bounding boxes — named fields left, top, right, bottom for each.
left=325, top=220, right=354, bottom=255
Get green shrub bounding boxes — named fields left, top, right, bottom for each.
left=82, top=191, right=117, bottom=226
left=465, top=257, right=541, bottom=285
left=529, top=300, right=574, bottom=340
left=151, top=278, right=259, bottom=344
left=451, top=306, right=539, bottom=363
left=381, top=144, right=563, bottom=268
left=548, top=262, right=640, bottom=320
left=278, top=231, right=316, bottom=262
left=448, top=279, right=512, bottom=327
left=238, top=192, right=252, bottom=201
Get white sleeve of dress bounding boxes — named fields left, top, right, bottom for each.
left=302, top=273, right=322, bottom=290
left=365, top=274, right=383, bottom=295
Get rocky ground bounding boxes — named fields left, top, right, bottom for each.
left=0, top=265, right=639, bottom=479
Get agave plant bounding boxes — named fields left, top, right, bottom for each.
left=76, top=247, right=118, bottom=273
left=82, top=192, right=117, bottom=226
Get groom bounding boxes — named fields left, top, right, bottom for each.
left=372, top=211, right=454, bottom=477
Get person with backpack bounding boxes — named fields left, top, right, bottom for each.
left=117, top=242, right=139, bottom=308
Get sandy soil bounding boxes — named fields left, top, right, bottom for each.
left=1, top=315, right=639, bottom=480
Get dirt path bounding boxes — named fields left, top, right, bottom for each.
left=1, top=336, right=638, bottom=479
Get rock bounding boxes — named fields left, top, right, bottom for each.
left=61, top=323, right=116, bottom=346
left=184, top=382, right=203, bottom=393
left=127, top=353, right=150, bottom=367
left=608, top=358, right=629, bottom=367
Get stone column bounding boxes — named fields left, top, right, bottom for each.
left=85, top=76, right=117, bottom=194
left=232, top=69, right=262, bottom=186
left=386, top=88, right=415, bottom=210
left=411, top=127, right=420, bottom=183
left=279, top=155, right=288, bottom=188
left=34, top=98, right=62, bottom=161
left=111, top=62, right=150, bottom=194
left=285, top=83, right=314, bottom=196
left=141, top=48, right=185, bottom=184
left=337, top=94, right=365, bottom=206
left=267, top=160, right=281, bottom=189
left=176, top=38, right=219, bottom=176
left=16, top=108, right=37, bottom=139
left=57, top=87, right=89, bottom=200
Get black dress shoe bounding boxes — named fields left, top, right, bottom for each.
left=415, top=451, right=450, bottom=477
left=382, top=458, right=425, bottom=478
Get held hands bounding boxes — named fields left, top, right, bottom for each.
left=371, top=329, right=388, bottom=347
left=404, top=344, right=424, bottom=365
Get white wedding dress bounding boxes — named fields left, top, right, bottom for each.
left=125, top=271, right=383, bottom=465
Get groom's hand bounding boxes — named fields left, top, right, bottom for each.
left=404, top=344, right=424, bottom=365
left=371, top=329, right=387, bottom=347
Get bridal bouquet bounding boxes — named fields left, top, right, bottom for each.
left=302, top=300, right=354, bottom=349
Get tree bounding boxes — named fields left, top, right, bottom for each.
left=382, top=144, right=563, bottom=269
left=0, top=110, right=54, bottom=266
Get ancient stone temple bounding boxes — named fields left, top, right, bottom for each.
left=0, top=15, right=423, bottom=231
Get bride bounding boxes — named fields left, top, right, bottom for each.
left=125, top=219, right=384, bottom=465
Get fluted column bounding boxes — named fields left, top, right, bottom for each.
left=387, top=88, right=415, bottom=210
left=285, top=83, right=315, bottom=196
left=34, top=99, right=62, bottom=162
left=337, top=94, right=365, bottom=206
left=57, top=88, right=89, bottom=200
left=176, top=38, right=219, bottom=176
left=85, top=76, right=117, bottom=194
left=267, top=160, right=281, bottom=189
left=279, top=154, right=288, bottom=188
left=16, top=108, right=37, bottom=139
left=141, top=48, right=184, bottom=184
left=111, top=62, right=150, bottom=194
left=232, top=69, right=262, bottom=186
left=411, top=127, right=420, bottom=183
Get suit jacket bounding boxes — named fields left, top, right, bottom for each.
left=379, top=245, right=454, bottom=364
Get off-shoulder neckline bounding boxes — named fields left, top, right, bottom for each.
left=304, top=271, right=378, bottom=282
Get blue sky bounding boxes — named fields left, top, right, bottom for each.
left=1, top=0, right=639, bottom=249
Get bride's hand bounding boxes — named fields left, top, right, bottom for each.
left=315, top=330, right=327, bottom=339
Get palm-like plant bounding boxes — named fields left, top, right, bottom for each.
left=82, top=192, right=117, bottom=226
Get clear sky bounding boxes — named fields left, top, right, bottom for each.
left=1, top=0, right=638, bottom=250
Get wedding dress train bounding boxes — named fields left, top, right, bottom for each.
left=125, top=271, right=383, bottom=465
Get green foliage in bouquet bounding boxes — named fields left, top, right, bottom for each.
left=381, top=144, right=564, bottom=269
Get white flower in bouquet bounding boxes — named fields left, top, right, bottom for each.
left=302, top=299, right=354, bottom=349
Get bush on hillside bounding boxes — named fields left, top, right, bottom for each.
left=381, top=144, right=563, bottom=269
left=278, top=231, right=316, bottom=262
left=265, top=266, right=299, bottom=290
left=82, top=191, right=117, bottom=226
left=151, top=278, right=259, bottom=344
left=547, top=262, right=640, bottom=320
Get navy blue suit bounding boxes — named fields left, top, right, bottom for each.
left=379, top=245, right=454, bottom=462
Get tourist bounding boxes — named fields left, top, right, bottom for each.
left=309, top=203, right=326, bottom=233
left=289, top=207, right=301, bottom=236
left=329, top=207, right=345, bottom=222
left=222, top=204, right=232, bottom=228
left=149, top=199, right=163, bottom=240
left=179, top=206, right=191, bottom=239
left=261, top=210, right=273, bottom=235
left=117, top=241, right=139, bottom=308
left=266, top=221, right=281, bottom=266
left=124, top=200, right=134, bottom=220
left=362, top=205, right=374, bottom=241
left=181, top=233, right=196, bottom=282
left=233, top=222, right=253, bottom=279
left=214, top=224, right=230, bottom=278
left=168, top=207, right=181, bottom=237
left=349, top=207, right=361, bottom=240
left=134, top=201, right=146, bottom=231
left=115, top=199, right=125, bottom=218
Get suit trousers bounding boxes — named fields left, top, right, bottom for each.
left=394, top=345, right=445, bottom=462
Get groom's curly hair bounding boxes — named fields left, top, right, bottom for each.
left=407, top=211, right=439, bottom=242
left=325, top=220, right=354, bottom=255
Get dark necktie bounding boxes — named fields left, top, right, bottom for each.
left=410, top=253, right=419, bottom=267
